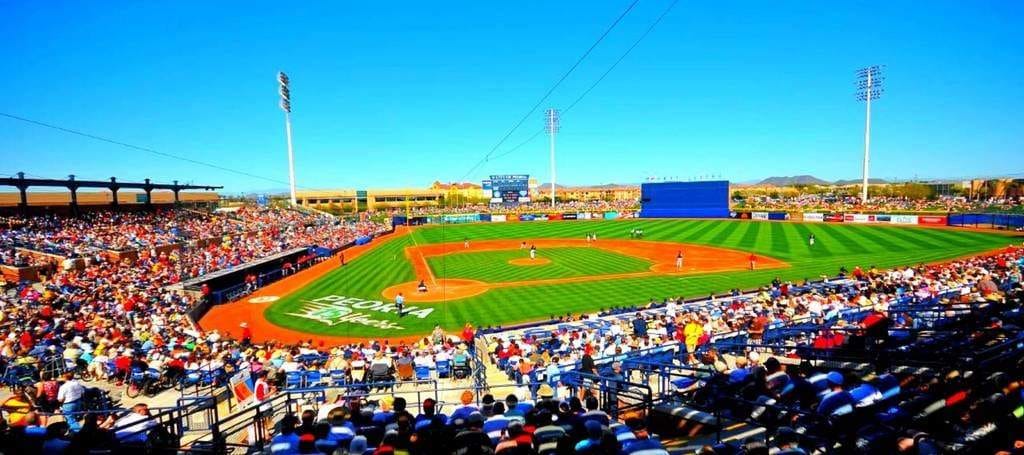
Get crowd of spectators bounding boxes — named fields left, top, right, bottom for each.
left=736, top=194, right=1023, bottom=214
left=0, top=210, right=247, bottom=256
left=401, top=199, right=640, bottom=217
left=0, top=205, right=390, bottom=429
left=262, top=385, right=668, bottom=454
left=0, top=246, right=44, bottom=268
left=0, top=207, right=390, bottom=279
left=482, top=245, right=1023, bottom=380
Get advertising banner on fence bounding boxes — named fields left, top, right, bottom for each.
left=825, top=213, right=845, bottom=223
left=875, top=214, right=891, bottom=223
left=578, top=212, right=591, bottom=220
left=507, top=214, right=520, bottom=222
left=730, top=211, right=752, bottom=219
left=519, top=214, right=535, bottom=221
left=490, top=214, right=506, bottom=223
left=917, top=215, right=948, bottom=226
left=752, top=212, right=769, bottom=220
left=603, top=211, right=619, bottom=220
left=534, top=214, right=549, bottom=221
left=804, top=213, right=824, bottom=222
left=548, top=213, right=563, bottom=221
left=847, top=214, right=874, bottom=223
left=889, top=214, right=918, bottom=225
left=767, top=212, right=789, bottom=221
left=442, top=214, right=480, bottom=224
left=789, top=212, right=804, bottom=222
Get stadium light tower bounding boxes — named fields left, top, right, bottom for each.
left=545, top=108, right=560, bottom=208
left=278, top=71, right=297, bottom=206
left=855, top=65, right=884, bottom=204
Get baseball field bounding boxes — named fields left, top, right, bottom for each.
left=201, top=219, right=1016, bottom=342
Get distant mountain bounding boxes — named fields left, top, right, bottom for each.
left=756, top=175, right=831, bottom=186
left=536, top=183, right=568, bottom=189
left=833, top=178, right=889, bottom=185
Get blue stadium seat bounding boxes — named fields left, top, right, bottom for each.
left=414, top=366, right=431, bottom=381
left=849, top=383, right=880, bottom=407
left=285, top=371, right=303, bottom=389
left=304, top=370, right=322, bottom=387
left=875, top=374, right=900, bottom=402
left=436, top=359, right=451, bottom=378
left=330, top=369, right=347, bottom=386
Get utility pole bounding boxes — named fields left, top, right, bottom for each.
left=856, top=65, right=884, bottom=204
left=545, top=108, right=560, bottom=208
left=278, top=71, right=297, bottom=206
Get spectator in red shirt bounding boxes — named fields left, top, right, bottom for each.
left=113, top=350, right=133, bottom=384
left=241, top=322, right=253, bottom=346
left=749, top=312, right=769, bottom=342
left=19, top=331, right=34, bottom=351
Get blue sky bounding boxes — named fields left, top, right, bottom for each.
left=2, top=1, right=1022, bottom=192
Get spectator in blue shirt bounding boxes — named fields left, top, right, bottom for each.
left=632, top=313, right=648, bottom=337
left=447, top=390, right=479, bottom=426
left=41, top=422, right=71, bottom=455
left=483, top=402, right=509, bottom=444
left=817, top=372, right=855, bottom=416
left=269, top=414, right=300, bottom=455
left=312, top=423, right=338, bottom=454
left=575, top=420, right=605, bottom=452
left=325, top=408, right=356, bottom=445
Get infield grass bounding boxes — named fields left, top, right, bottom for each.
left=262, top=219, right=1019, bottom=338
left=426, top=247, right=652, bottom=283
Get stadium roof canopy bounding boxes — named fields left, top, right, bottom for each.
left=0, top=172, right=221, bottom=213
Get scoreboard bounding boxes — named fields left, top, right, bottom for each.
left=483, top=174, right=531, bottom=205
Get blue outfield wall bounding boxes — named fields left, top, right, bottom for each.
left=639, top=181, right=730, bottom=218
left=949, top=213, right=1024, bottom=229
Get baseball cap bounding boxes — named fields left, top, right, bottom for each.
left=826, top=371, right=844, bottom=386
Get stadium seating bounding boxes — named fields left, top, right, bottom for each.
left=1, top=202, right=1022, bottom=453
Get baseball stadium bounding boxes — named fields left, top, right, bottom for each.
left=4, top=2, right=1024, bottom=454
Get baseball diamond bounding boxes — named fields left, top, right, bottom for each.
left=200, top=219, right=1012, bottom=342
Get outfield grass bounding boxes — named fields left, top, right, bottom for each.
left=426, top=247, right=652, bottom=283
left=262, top=219, right=1019, bottom=338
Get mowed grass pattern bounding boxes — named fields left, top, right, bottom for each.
left=426, top=247, right=652, bottom=283
left=263, top=220, right=1020, bottom=338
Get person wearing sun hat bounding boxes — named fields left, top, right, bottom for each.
left=536, top=383, right=556, bottom=403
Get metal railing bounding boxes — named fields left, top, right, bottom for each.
left=199, top=374, right=658, bottom=450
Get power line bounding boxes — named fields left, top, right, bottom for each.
left=563, top=0, right=680, bottom=115
left=0, top=112, right=297, bottom=187
left=487, top=0, right=680, bottom=163
left=458, top=0, right=643, bottom=181
left=489, top=129, right=546, bottom=161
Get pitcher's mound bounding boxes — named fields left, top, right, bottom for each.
left=381, top=279, right=490, bottom=302
left=509, top=257, right=551, bottom=266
